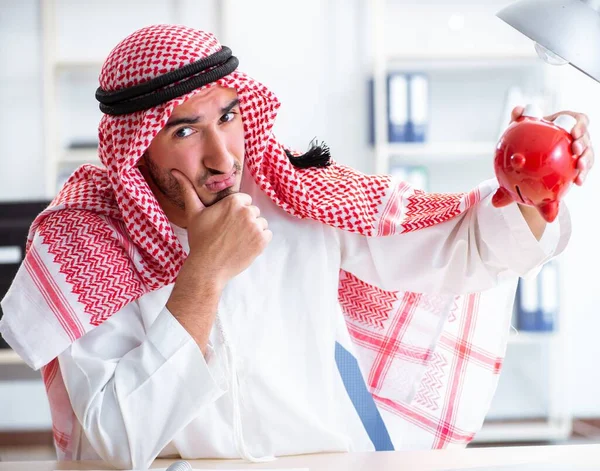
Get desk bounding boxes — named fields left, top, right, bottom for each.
left=1, top=444, right=600, bottom=470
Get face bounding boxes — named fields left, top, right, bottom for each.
left=140, top=86, right=245, bottom=224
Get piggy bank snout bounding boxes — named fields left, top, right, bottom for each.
left=510, top=153, right=526, bottom=169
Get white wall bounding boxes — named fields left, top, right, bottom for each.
left=547, top=65, right=600, bottom=417
left=0, top=0, right=45, bottom=201
left=0, top=0, right=53, bottom=428
left=222, top=0, right=370, bottom=172
left=1, top=0, right=599, bottom=430
left=0, top=379, right=51, bottom=430
left=383, top=0, right=536, bottom=58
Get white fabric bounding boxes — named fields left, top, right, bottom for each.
left=35, top=170, right=568, bottom=469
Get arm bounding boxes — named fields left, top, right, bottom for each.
left=57, top=173, right=272, bottom=468
left=339, top=186, right=569, bottom=295
left=166, top=257, right=223, bottom=355
left=166, top=169, right=272, bottom=353
left=58, top=298, right=227, bottom=469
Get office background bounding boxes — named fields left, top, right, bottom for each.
left=1, top=0, right=600, bottom=459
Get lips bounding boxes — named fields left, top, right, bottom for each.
left=204, top=170, right=236, bottom=193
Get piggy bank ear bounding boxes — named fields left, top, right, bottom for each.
left=553, top=114, right=577, bottom=134
left=492, top=187, right=514, bottom=208
left=537, top=200, right=559, bottom=223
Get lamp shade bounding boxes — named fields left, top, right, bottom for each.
left=497, top=0, right=600, bottom=82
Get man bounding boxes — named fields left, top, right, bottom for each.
left=0, top=25, right=593, bottom=468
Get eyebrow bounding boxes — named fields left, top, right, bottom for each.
left=164, top=98, right=240, bottom=128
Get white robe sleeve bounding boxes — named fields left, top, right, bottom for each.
left=57, top=302, right=227, bottom=469
left=339, top=194, right=570, bottom=294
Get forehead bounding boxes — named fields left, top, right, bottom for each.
left=171, top=86, right=238, bottom=116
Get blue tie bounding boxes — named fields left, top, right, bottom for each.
left=334, top=342, right=394, bottom=451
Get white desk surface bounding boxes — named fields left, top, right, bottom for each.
left=1, top=444, right=600, bottom=470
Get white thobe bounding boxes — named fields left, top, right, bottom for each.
left=56, top=172, right=566, bottom=468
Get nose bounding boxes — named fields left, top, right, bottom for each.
left=202, top=127, right=235, bottom=174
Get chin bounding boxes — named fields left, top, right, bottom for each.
left=205, top=186, right=239, bottom=206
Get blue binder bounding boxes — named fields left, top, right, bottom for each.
left=388, top=73, right=410, bottom=142
left=538, top=261, right=559, bottom=331
left=407, top=73, right=429, bottom=143
left=516, top=262, right=558, bottom=332
left=368, top=73, right=429, bottom=144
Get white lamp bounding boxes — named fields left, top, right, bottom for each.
left=497, top=0, right=600, bottom=82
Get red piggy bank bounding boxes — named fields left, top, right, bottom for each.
left=492, top=105, right=578, bottom=223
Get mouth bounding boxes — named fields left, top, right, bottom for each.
left=204, top=170, right=237, bottom=193
left=515, top=185, right=526, bottom=204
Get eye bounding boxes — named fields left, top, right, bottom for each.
left=220, top=111, right=237, bottom=124
left=174, top=127, right=195, bottom=138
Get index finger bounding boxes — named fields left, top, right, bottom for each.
left=544, top=111, right=589, bottom=139
left=171, top=169, right=205, bottom=214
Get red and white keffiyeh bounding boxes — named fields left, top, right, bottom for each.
left=2, top=25, right=526, bottom=459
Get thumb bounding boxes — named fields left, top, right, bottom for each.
left=171, top=169, right=205, bottom=215
left=510, top=105, right=525, bottom=123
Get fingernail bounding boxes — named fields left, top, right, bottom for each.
left=574, top=142, right=584, bottom=155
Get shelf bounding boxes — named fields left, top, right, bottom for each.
left=54, top=60, right=103, bottom=71
left=386, top=141, right=497, bottom=162
left=474, top=420, right=571, bottom=443
left=0, top=349, right=24, bottom=365
left=508, top=331, right=558, bottom=345
left=387, top=55, right=540, bottom=72
left=60, top=148, right=101, bottom=164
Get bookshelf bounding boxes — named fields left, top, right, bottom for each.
left=368, top=0, right=571, bottom=443
left=386, top=141, right=497, bottom=162
left=0, top=349, right=24, bottom=365
left=474, top=420, right=571, bottom=443
left=508, top=331, right=558, bottom=345
left=40, top=0, right=187, bottom=198
left=386, top=56, right=539, bottom=71
left=40, top=0, right=104, bottom=197
left=60, top=148, right=101, bottom=165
